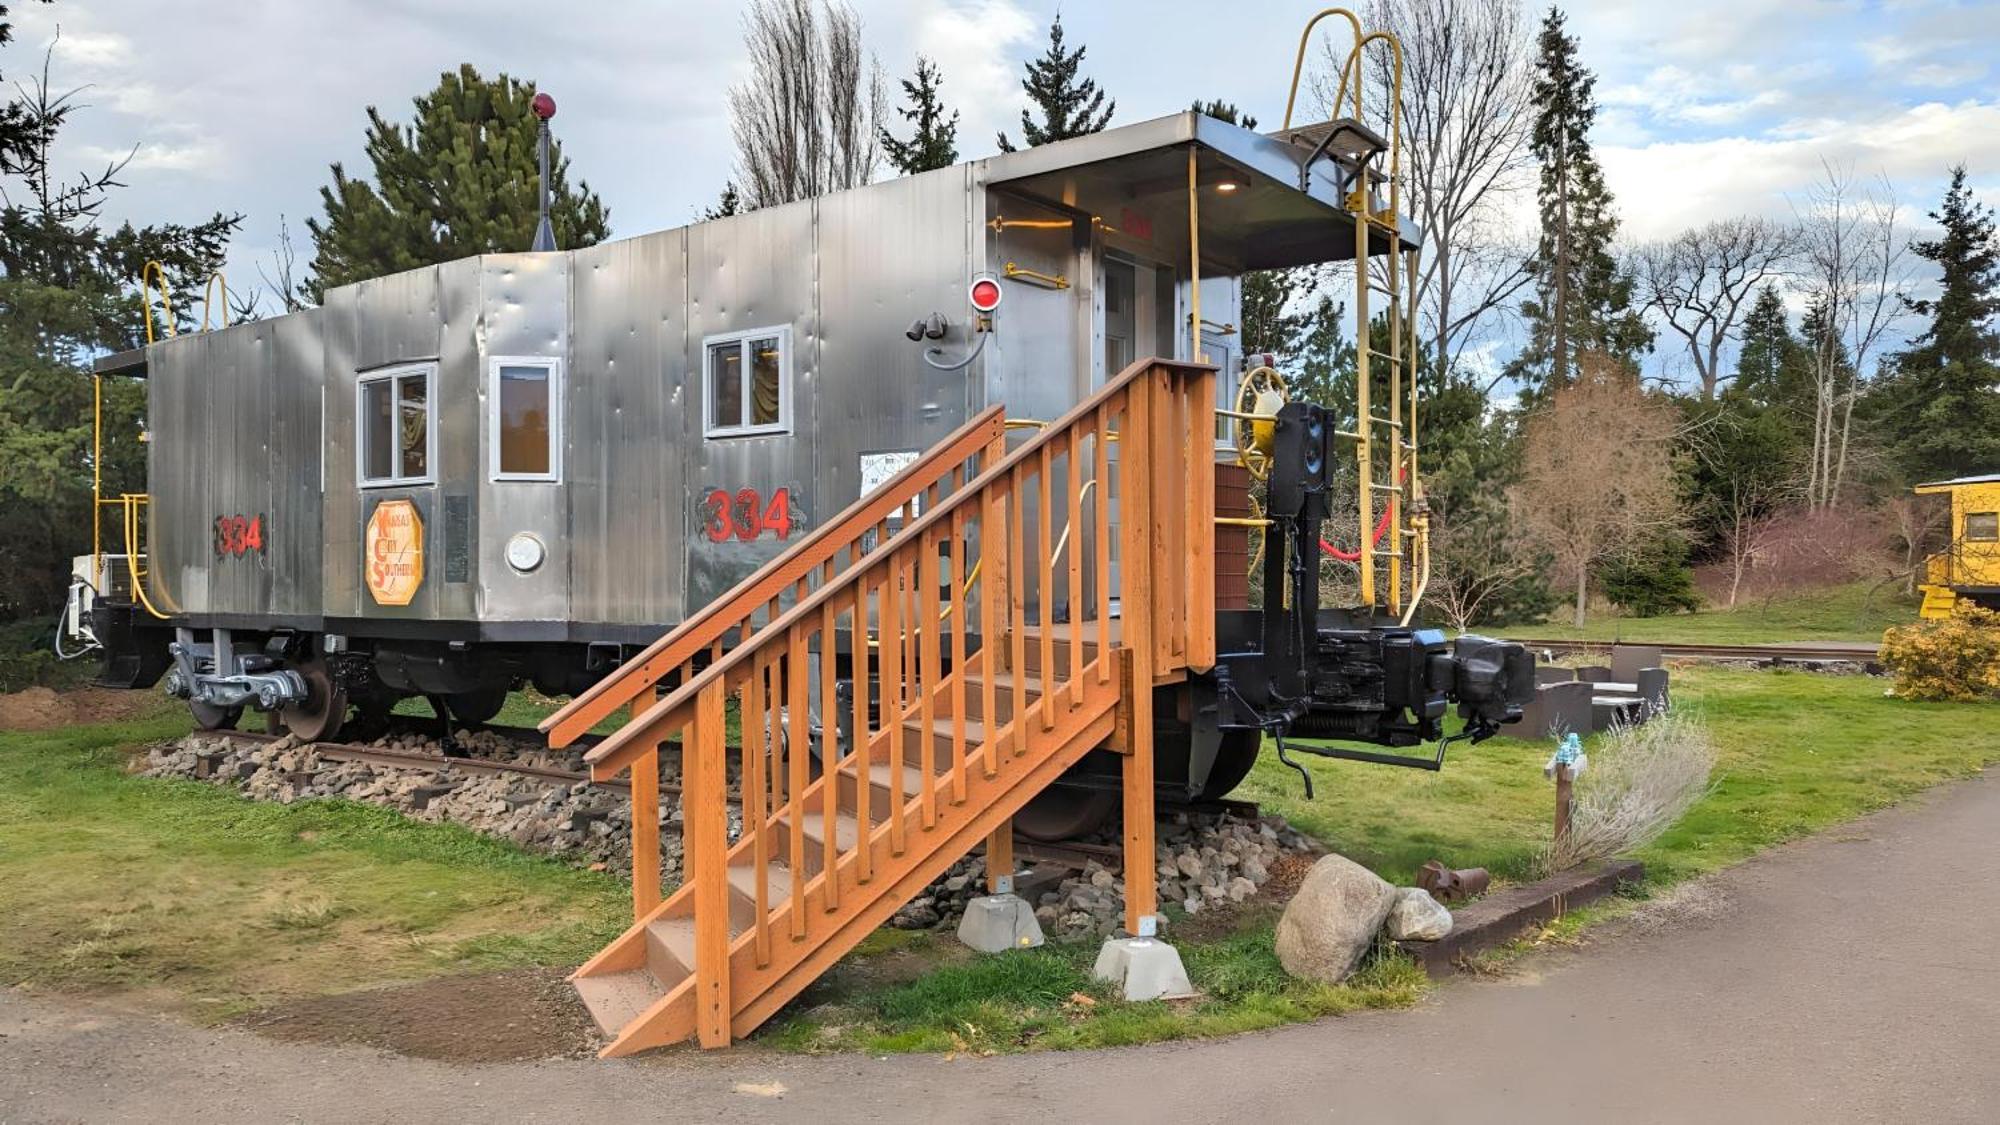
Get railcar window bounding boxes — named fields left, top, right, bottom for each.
left=1969, top=512, right=1999, bottom=541
left=703, top=327, right=791, bottom=437
left=357, top=364, right=435, bottom=487
left=490, top=357, right=562, bottom=480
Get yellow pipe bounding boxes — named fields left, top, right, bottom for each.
left=200, top=271, right=228, bottom=332
left=141, top=260, right=175, bottom=344
left=118, top=496, right=170, bottom=620
left=1189, top=145, right=1203, bottom=364
left=1283, top=8, right=1364, bottom=130
left=91, top=376, right=102, bottom=580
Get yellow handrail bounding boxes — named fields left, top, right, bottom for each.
left=117, top=495, right=170, bottom=620
left=1282, top=8, right=1364, bottom=130
left=200, top=271, right=229, bottom=332
left=141, top=260, right=175, bottom=344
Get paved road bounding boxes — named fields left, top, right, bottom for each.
left=5, top=769, right=1996, bottom=1124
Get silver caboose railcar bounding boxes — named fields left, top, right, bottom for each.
left=84, top=109, right=1413, bottom=743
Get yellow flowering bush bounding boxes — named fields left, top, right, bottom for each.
left=1880, top=605, right=2000, bottom=702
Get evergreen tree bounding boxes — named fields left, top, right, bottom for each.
left=703, top=182, right=742, bottom=221
left=996, top=14, right=1114, bottom=152
left=1192, top=98, right=1255, bottom=130
left=1506, top=7, right=1649, bottom=391
left=880, top=56, right=959, bottom=174
left=0, top=25, right=240, bottom=615
left=1870, top=165, right=2000, bottom=482
left=305, top=64, right=609, bottom=301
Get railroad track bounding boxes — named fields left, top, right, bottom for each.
left=199, top=727, right=1260, bottom=870
left=1509, top=638, right=1882, bottom=664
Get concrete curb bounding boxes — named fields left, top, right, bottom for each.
left=1396, top=859, right=1645, bottom=977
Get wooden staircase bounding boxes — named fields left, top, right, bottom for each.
left=543, top=359, right=1216, bottom=1055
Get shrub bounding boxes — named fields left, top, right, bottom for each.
left=1540, top=714, right=1717, bottom=874
left=1880, top=606, right=2000, bottom=702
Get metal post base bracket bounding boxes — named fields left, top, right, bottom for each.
left=1091, top=937, right=1195, bottom=1002
left=955, top=894, right=1045, bottom=954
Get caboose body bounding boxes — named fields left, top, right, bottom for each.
left=89, top=110, right=1415, bottom=735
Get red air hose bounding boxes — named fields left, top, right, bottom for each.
left=1319, top=468, right=1403, bottom=562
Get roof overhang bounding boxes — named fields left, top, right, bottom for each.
left=982, top=111, right=1421, bottom=272
left=1915, top=473, right=2000, bottom=494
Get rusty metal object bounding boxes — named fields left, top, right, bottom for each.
left=1417, top=860, right=1490, bottom=903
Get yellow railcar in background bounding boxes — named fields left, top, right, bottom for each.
left=1917, top=473, right=2000, bottom=618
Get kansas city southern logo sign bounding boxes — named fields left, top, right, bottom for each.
left=365, top=499, right=424, bottom=606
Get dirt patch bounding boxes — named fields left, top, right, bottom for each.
left=0, top=686, right=170, bottom=732
left=234, top=969, right=600, bottom=1063
left=1259, top=851, right=1317, bottom=903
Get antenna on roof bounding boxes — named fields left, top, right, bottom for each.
left=530, top=91, right=558, bottom=252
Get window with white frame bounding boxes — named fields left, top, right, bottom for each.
left=358, top=363, right=436, bottom=487
left=489, top=356, right=562, bottom=480
left=704, top=327, right=790, bottom=437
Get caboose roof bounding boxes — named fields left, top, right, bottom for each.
left=1915, top=473, right=2000, bottom=492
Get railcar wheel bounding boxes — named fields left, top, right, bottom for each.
left=1197, top=729, right=1262, bottom=801
left=187, top=700, right=241, bottom=730
left=446, top=686, right=508, bottom=726
left=278, top=658, right=347, bottom=743
left=1014, top=785, right=1116, bottom=842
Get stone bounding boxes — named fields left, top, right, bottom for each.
left=1274, top=853, right=1397, bottom=983
left=1226, top=876, right=1256, bottom=903
left=956, top=894, right=1045, bottom=953
left=1089, top=868, right=1115, bottom=889
left=1091, top=937, right=1194, bottom=1001
left=1176, top=852, right=1204, bottom=879
left=1384, top=887, right=1453, bottom=942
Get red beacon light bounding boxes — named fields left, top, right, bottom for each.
left=531, top=92, right=557, bottom=120
left=968, top=275, right=1002, bottom=314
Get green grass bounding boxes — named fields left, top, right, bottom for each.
left=773, top=666, right=1997, bottom=1053
left=1245, top=666, right=1998, bottom=888
left=0, top=713, right=627, bottom=1021
left=4, top=666, right=1992, bottom=1053
left=762, top=916, right=1427, bottom=1054
left=1512, top=581, right=1913, bottom=645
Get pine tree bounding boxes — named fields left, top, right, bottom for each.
left=304, top=64, right=610, bottom=301
left=1192, top=98, right=1255, bottom=130
left=1506, top=7, right=1648, bottom=391
left=703, top=182, right=742, bottom=221
left=1871, top=165, right=2000, bottom=482
left=880, top=56, right=959, bottom=175
left=996, top=14, right=1113, bottom=152
left=0, top=26, right=240, bottom=614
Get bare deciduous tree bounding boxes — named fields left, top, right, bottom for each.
left=1514, top=353, right=1686, bottom=626
left=1313, top=0, right=1535, bottom=386
left=1793, top=163, right=1909, bottom=508
left=1636, top=217, right=1796, bottom=399
left=1428, top=506, right=1542, bottom=631
left=729, top=0, right=885, bottom=210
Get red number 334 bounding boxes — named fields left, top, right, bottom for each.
left=703, top=487, right=793, bottom=543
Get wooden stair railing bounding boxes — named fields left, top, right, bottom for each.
left=570, top=358, right=1215, bottom=1055
left=541, top=406, right=1006, bottom=918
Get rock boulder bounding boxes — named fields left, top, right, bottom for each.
left=1274, top=853, right=1396, bottom=982
left=1384, top=886, right=1453, bottom=941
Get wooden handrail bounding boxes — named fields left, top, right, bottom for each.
left=542, top=405, right=1008, bottom=747
left=586, top=358, right=1214, bottom=779
left=573, top=356, right=1218, bottom=1048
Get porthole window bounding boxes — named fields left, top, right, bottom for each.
left=358, top=363, right=436, bottom=487
left=703, top=326, right=791, bottom=437
left=489, top=356, right=563, bottom=481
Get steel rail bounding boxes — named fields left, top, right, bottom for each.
left=1508, top=639, right=1882, bottom=663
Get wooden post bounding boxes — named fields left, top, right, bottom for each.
left=986, top=818, right=1015, bottom=895
left=1555, top=763, right=1575, bottom=850
left=629, top=703, right=663, bottom=922
left=690, top=679, right=732, bottom=1049
left=1119, top=379, right=1159, bottom=938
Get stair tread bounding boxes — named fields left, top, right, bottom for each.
left=573, top=968, right=664, bottom=1037
left=902, top=715, right=992, bottom=742
left=1015, top=618, right=1121, bottom=643
left=797, top=809, right=860, bottom=849
left=956, top=669, right=1044, bottom=696
left=842, top=758, right=930, bottom=792
left=727, top=859, right=794, bottom=902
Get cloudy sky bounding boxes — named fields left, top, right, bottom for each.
left=10, top=0, right=1999, bottom=373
